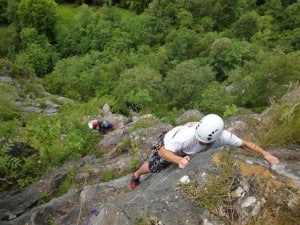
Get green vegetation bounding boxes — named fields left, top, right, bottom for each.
left=56, top=4, right=78, bottom=28
left=101, top=169, right=118, bottom=182
left=130, top=140, right=139, bottom=170
left=17, top=0, right=57, bottom=40
left=129, top=116, right=160, bottom=132
left=116, top=135, right=132, bottom=154
left=0, top=83, right=19, bottom=122
left=55, top=170, right=78, bottom=195
left=259, top=101, right=300, bottom=147
left=248, top=200, right=300, bottom=225
left=38, top=170, right=78, bottom=204
left=0, top=0, right=299, bottom=192
left=0, top=140, right=42, bottom=191
left=181, top=151, right=300, bottom=225
left=135, top=215, right=159, bottom=225
left=2, top=1, right=298, bottom=112
left=21, top=102, right=99, bottom=167
left=116, top=135, right=139, bottom=170
left=182, top=151, right=238, bottom=215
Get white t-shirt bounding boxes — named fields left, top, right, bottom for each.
left=163, top=123, right=243, bottom=156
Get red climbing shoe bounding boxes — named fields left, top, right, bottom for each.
left=130, top=175, right=140, bottom=189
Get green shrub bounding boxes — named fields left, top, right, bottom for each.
left=130, top=140, right=139, bottom=170
left=163, top=61, right=214, bottom=110
left=223, top=104, right=239, bottom=118
left=157, top=107, right=184, bottom=126
left=130, top=116, right=160, bottom=132
left=0, top=26, right=18, bottom=58
left=181, top=151, right=238, bottom=215
left=135, top=215, right=159, bottom=225
left=20, top=102, right=99, bottom=169
left=259, top=102, right=300, bottom=147
left=39, top=170, right=77, bottom=204
left=0, top=140, right=43, bottom=191
left=56, top=171, right=77, bottom=195
left=15, top=43, right=53, bottom=76
left=210, top=39, right=255, bottom=81
left=101, top=169, right=117, bottom=182
left=116, top=135, right=132, bottom=154
left=116, top=135, right=139, bottom=170
left=228, top=50, right=300, bottom=110
left=114, top=65, right=163, bottom=113
left=198, top=81, right=237, bottom=115
left=0, top=83, right=19, bottom=121
left=17, top=0, right=57, bottom=40
left=0, top=58, right=34, bottom=78
left=0, top=119, right=22, bottom=140
left=44, top=51, right=111, bottom=101
left=0, top=82, right=23, bottom=140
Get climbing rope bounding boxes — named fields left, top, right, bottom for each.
left=78, top=128, right=129, bottom=225
left=85, top=184, right=100, bottom=225
left=76, top=174, right=88, bottom=225
left=76, top=174, right=100, bottom=225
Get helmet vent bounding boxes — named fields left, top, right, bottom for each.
left=207, top=129, right=219, bottom=141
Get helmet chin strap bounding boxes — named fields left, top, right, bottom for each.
left=198, top=141, right=210, bottom=146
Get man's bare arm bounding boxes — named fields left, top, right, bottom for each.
left=240, top=140, right=279, bottom=165
left=158, top=146, right=191, bottom=168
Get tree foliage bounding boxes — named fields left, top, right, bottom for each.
left=17, top=0, right=57, bottom=40
left=229, top=11, right=260, bottom=41
left=198, top=81, right=237, bottom=115
left=0, top=83, right=19, bottom=122
left=228, top=50, right=300, bottom=109
left=22, top=103, right=97, bottom=167
left=281, top=2, right=300, bottom=30
left=165, top=27, right=201, bottom=63
left=0, top=0, right=8, bottom=25
left=15, top=43, right=53, bottom=76
left=14, top=27, right=58, bottom=76
left=0, top=26, right=18, bottom=58
left=210, top=39, right=255, bottom=81
left=1, top=0, right=298, bottom=113
left=114, top=65, right=163, bottom=113
left=163, top=60, right=215, bottom=109
left=44, top=51, right=102, bottom=100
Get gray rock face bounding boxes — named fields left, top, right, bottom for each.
left=0, top=75, right=74, bottom=116
left=102, top=104, right=112, bottom=117
left=1, top=151, right=221, bottom=225
left=175, top=109, right=204, bottom=124
left=1, top=112, right=299, bottom=225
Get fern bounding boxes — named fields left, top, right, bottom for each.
left=0, top=156, right=9, bottom=170
left=0, top=140, right=13, bottom=171
left=0, top=139, right=13, bottom=156
left=7, top=156, right=22, bottom=170
left=0, top=140, right=22, bottom=182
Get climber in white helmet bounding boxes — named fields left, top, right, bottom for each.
left=130, top=114, right=279, bottom=189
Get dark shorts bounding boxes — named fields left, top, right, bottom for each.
left=148, top=150, right=171, bottom=173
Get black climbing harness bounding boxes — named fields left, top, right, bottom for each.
left=149, top=131, right=170, bottom=173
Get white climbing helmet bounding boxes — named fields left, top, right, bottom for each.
left=195, top=114, right=224, bottom=143
left=88, top=119, right=98, bottom=129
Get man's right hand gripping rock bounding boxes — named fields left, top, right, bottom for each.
left=179, top=156, right=191, bottom=169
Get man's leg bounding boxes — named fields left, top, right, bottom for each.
left=133, top=161, right=151, bottom=178
left=130, top=161, right=150, bottom=189
left=131, top=150, right=170, bottom=189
